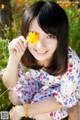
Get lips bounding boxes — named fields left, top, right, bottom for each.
left=35, top=49, right=48, bottom=54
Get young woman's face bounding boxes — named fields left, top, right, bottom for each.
left=27, top=18, right=58, bottom=66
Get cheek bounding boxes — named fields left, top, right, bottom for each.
left=48, top=41, right=58, bottom=50
left=27, top=43, right=36, bottom=53
left=28, top=43, right=33, bottom=50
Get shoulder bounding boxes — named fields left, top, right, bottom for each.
left=61, top=46, right=80, bottom=78
left=60, top=47, right=80, bottom=82
left=68, top=46, right=80, bottom=64
left=66, top=46, right=80, bottom=76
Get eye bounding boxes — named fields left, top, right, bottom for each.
left=27, top=31, right=40, bottom=44
left=47, top=34, right=56, bottom=39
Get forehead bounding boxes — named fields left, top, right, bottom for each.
left=29, top=18, right=47, bottom=35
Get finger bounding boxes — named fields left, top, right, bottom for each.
left=14, top=44, right=21, bottom=53
left=9, top=43, right=19, bottom=53
left=17, top=39, right=26, bottom=51
left=17, top=36, right=27, bottom=50
left=13, top=43, right=21, bottom=53
left=18, top=36, right=26, bottom=46
left=9, top=110, right=13, bottom=120
left=15, top=42, right=24, bottom=53
left=12, top=40, right=24, bottom=53
left=9, top=107, right=15, bottom=120
left=24, top=39, right=28, bottom=48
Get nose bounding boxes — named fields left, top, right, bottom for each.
left=37, top=39, right=45, bottom=49
left=36, top=37, right=45, bottom=49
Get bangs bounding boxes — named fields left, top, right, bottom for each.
left=37, top=2, right=59, bottom=36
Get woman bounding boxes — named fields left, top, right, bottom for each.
left=2, top=1, right=80, bottom=120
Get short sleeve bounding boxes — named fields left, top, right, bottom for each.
left=53, top=47, right=80, bottom=108
left=10, top=62, right=31, bottom=93
left=10, top=62, right=40, bottom=104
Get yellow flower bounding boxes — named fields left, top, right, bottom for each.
left=65, top=2, right=71, bottom=8
left=1, top=4, right=5, bottom=9
left=11, top=26, right=16, bottom=30
left=58, top=3, right=64, bottom=8
left=27, top=32, right=40, bottom=44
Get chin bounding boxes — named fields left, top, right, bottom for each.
left=36, top=58, right=46, bottom=61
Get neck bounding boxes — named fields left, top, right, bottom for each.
left=37, top=60, right=50, bottom=68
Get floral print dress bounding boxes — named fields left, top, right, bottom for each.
left=11, top=47, right=80, bottom=120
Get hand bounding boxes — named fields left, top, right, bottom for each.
left=68, top=104, right=79, bottom=120
left=8, top=36, right=27, bottom=63
left=10, top=105, right=25, bottom=120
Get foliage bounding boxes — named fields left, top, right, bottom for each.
left=0, top=0, right=80, bottom=116
left=0, top=78, right=11, bottom=111
left=0, top=38, right=9, bottom=71
left=0, top=38, right=10, bottom=111
left=64, top=3, right=80, bottom=56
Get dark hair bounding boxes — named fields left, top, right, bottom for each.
left=21, top=1, right=69, bottom=76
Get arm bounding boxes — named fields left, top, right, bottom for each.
left=2, top=36, right=27, bottom=88
left=10, top=96, right=63, bottom=120
left=68, top=103, right=79, bottom=120
left=28, top=96, right=63, bottom=116
left=2, top=57, right=19, bottom=88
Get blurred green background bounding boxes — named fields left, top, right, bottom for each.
left=0, top=0, right=80, bottom=119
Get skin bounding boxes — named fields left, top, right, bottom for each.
left=2, top=18, right=78, bottom=120
left=68, top=103, right=80, bottom=120
left=27, top=18, right=58, bottom=67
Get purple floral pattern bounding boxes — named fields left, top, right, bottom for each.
left=11, top=47, right=80, bottom=120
